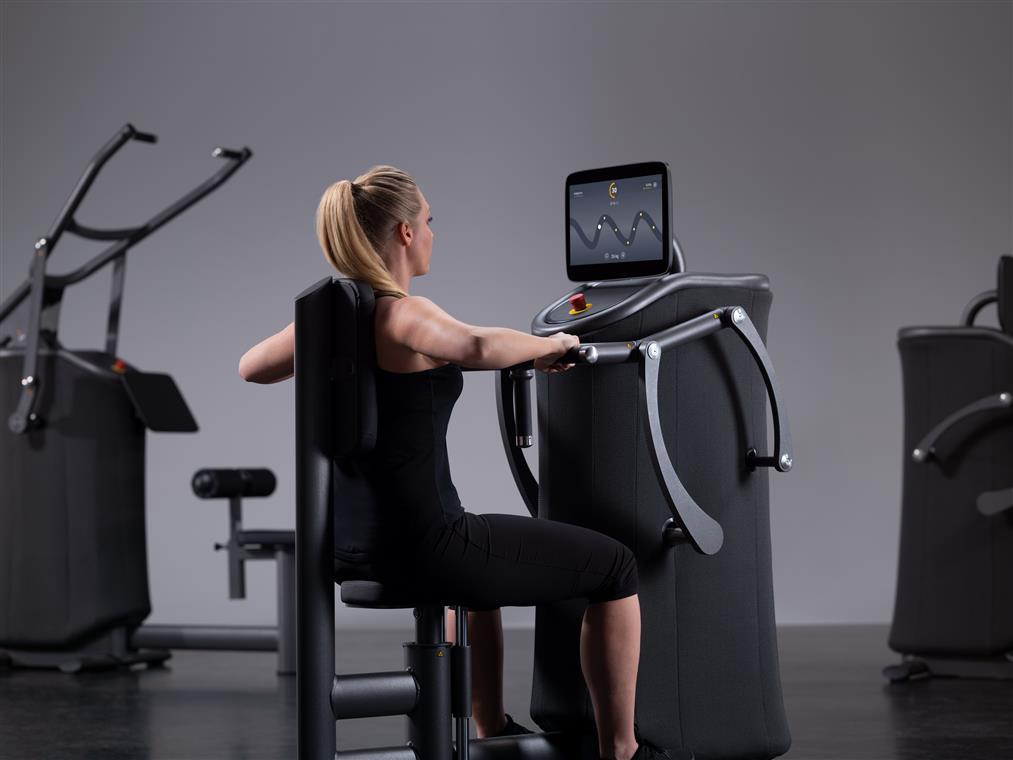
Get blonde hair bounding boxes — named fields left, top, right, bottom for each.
left=315, top=165, right=422, bottom=298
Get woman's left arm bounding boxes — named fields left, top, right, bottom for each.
left=239, top=322, right=294, bottom=383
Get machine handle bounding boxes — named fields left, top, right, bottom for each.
left=2, top=126, right=252, bottom=434
left=911, top=392, right=1012, bottom=464
left=496, top=368, right=539, bottom=516
left=978, top=488, right=1013, bottom=517
left=961, top=289, right=998, bottom=326
left=127, top=125, right=159, bottom=143
left=212, top=147, right=249, bottom=161
left=511, top=368, right=535, bottom=447
left=496, top=305, right=792, bottom=554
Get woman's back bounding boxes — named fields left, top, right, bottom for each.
left=370, top=297, right=467, bottom=538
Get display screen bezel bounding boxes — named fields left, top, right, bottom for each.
left=565, top=161, right=671, bottom=282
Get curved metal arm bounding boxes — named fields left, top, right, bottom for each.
left=722, top=308, right=794, bottom=472
left=495, top=305, right=792, bottom=552
left=639, top=341, right=724, bottom=555
left=961, top=290, right=998, bottom=326
left=496, top=368, right=538, bottom=516
left=912, top=392, right=1012, bottom=464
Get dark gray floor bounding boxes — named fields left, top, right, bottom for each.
left=1, top=625, right=1011, bottom=760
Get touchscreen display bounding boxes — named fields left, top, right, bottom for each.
left=568, top=174, right=664, bottom=268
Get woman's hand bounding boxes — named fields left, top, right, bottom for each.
left=534, top=332, right=580, bottom=374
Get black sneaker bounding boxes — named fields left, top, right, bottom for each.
left=491, top=713, right=534, bottom=737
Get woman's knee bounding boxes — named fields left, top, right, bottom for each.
left=591, top=542, right=638, bottom=604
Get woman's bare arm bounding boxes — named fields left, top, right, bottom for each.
left=238, top=322, right=294, bottom=383
left=390, top=296, right=575, bottom=369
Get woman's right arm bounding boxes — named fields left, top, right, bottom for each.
left=391, top=296, right=577, bottom=370
left=238, top=322, right=294, bottom=383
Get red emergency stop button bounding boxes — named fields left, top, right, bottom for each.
left=568, top=292, right=591, bottom=315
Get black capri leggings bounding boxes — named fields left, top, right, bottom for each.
left=375, top=511, right=638, bottom=611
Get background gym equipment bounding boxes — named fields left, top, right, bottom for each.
left=295, top=248, right=793, bottom=758
left=0, top=125, right=294, bottom=673
left=885, top=255, right=1013, bottom=682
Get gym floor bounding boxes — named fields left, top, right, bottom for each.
left=1, top=625, right=1010, bottom=760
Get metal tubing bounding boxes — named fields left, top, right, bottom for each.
left=453, top=608, right=471, bottom=760
left=227, top=496, right=246, bottom=599
left=330, top=672, right=419, bottom=719
left=405, top=638, right=452, bottom=760
left=0, top=142, right=252, bottom=320
left=276, top=546, right=297, bottom=675
left=651, top=309, right=724, bottom=351
left=130, top=624, right=277, bottom=651
left=104, top=255, right=126, bottom=355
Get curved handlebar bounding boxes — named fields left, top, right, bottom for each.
left=497, top=304, right=793, bottom=555
left=912, top=391, right=1012, bottom=464
left=127, top=124, right=158, bottom=143
left=961, top=289, right=998, bottom=327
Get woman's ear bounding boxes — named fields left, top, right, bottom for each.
left=397, top=220, right=413, bottom=247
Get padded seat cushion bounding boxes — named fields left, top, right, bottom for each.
left=237, top=529, right=295, bottom=548
left=339, top=580, right=456, bottom=610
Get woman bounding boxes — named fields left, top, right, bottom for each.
left=239, top=166, right=665, bottom=760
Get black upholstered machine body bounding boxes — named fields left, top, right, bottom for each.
left=296, top=272, right=793, bottom=760
left=525, top=274, right=790, bottom=759
left=0, top=125, right=295, bottom=672
left=886, top=257, right=1013, bottom=681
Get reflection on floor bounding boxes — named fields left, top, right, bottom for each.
left=1, top=625, right=1011, bottom=760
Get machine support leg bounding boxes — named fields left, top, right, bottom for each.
left=407, top=606, right=451, bottom=760
left=276, top=546, right=297, bottom=675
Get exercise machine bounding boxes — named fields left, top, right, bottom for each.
left=295, top=163, right=794, bottom=759
left=884, top=255, right=1013, bottom=682
left=0, top=124, right=295, bottom=673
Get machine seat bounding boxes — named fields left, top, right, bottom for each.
left=339, top=580, right=454, bottom=610
left=236, top=529, right=295, bottom=548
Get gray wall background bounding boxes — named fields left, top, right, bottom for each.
left=2, top=1, right=1011, bottom=629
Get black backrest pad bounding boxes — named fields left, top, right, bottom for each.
left=999, top=255, right=1012, bottom=334
left=294, top=277, right=382, bottom=576
left=333, top=280, right=378, bottom=455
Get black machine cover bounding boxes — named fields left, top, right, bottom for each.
left=529, top=273, right=790, bottom=760
left=889, top=259, right=1013, bottom=657
left=0, top=350, right=152, bottom=648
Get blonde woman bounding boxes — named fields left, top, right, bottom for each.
left=239, top=166, right=666, bottom=760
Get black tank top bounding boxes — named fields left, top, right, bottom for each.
left=371, top=362, right=467, bottom=533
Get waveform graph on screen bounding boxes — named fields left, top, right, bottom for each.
left=569, top=211, right=663, bottom=263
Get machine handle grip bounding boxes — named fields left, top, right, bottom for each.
left=212, top=147, right=251, bottom=161
left=911, top=392, right=1012, bottom=464
left=978, top=487, right=1013, bottom=517
left=127, top=125, right=158, bottom=143
left=511, top=368, right=535, bottom=447
left=961, top=289, right=998, bottom=326
left=496, top=369, right=539, bottom=517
